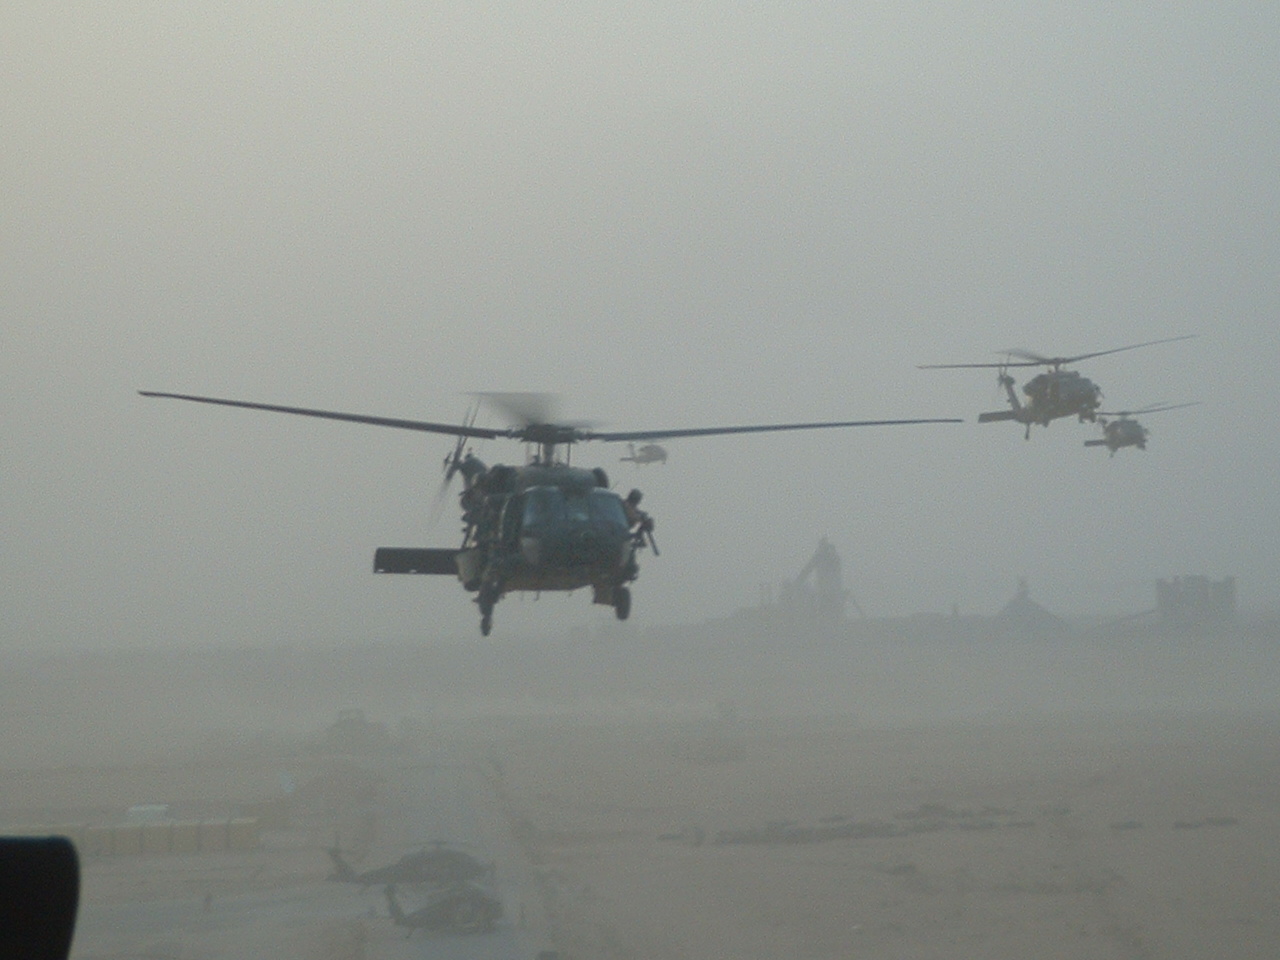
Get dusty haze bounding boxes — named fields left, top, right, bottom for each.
left=4, top=1, right=1279, bottom=646
left=4, top=4, right=1279, bottom=956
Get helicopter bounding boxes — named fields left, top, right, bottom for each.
left=620, top=442, right=668, bottom=465
left=139, top=389, right=960, bottom=634
left=919, top=335, right=1195, bottom=439
left=1084, top=402, right=1200, bottom=455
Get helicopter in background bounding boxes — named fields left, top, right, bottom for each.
left=620, top=442, right=668, bottom=465
left=919, top=335, right=1195, bottom=439
left=140, top=390, right=960, bottom=635
left=1084, top=402, right=1200, bottom=455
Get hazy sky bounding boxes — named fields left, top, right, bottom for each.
left=4, top=1, right=1278, bottom=647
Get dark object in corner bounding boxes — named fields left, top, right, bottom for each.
left=0, top=836, right=79, bottom=960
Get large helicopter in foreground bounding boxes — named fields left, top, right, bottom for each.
left=1084, top=401, right=1200, bottom=455
left=920, top=336, right=1195, bottom=439
left=140, top=390, right=960, bottom=634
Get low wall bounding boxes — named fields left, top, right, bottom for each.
left=5, top=819, right=260, bottom=856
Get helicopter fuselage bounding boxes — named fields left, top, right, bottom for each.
left=376, top=460, right=642, bottom=633
left=450, top=460, right=641, bottom=631
left=1085, top=417, right=1147, bottom=454
left=1020, top=370, right=1103, bottom=424
left=978, top=369, right=1103, bottom=437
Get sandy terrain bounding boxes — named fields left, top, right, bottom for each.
left=3, top=632, right=1279, bottom=958
left=491, top=712, right=1280, bottom=960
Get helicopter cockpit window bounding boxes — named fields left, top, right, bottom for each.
left=522, top=488, right=558, bottom=529
left=587, top=489, right=628, bottom=530
left=521, top=487, right=626, bottom=531
left=562, top=490, right=592, bottom=523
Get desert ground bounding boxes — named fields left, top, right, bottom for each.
left=2, top=626, right=1277, bottom=958
left=493, top=711, right=1280, bottom=960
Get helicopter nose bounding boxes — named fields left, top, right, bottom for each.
left=566, top=527, right=604, bottom=564
left=536, top=523, right=625, bottom=567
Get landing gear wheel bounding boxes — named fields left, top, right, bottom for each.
left=613, top=586, right=631, bottom=621
left=478, top=582, right=499, bottom=636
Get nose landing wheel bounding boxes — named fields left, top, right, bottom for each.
left=478, top=582, right=500, bottom=636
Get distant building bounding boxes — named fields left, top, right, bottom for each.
left=124, top=804, right=170, bottom=823
left=777, top=537, right=851, bottom=621
left=1157, top=576, right=1236, bottom=628
left=308, top=709, right=395, bottom=755
left=995, top=578, right=1065, bottom=634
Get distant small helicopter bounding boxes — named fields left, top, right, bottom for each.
left=1084, top=402, right=1200, bottom=455
left=920, top=336, right=1195, bottom=439
left=140, top=390, right=960, bottom=635
left=620, top=442, right=668, bottom=465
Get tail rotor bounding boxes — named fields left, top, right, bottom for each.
left=429, top=403, right=479, bottom=530
left=993, top=358, right=1011, bottom=404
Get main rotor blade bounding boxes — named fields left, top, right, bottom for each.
left=920, top=334, right=1196, bottom=370
left=139, top=391, right=507, bottom=440
left=1095, top=401, right=1200, bottom=417
left=586, top=417, right=962, bottom=442
left=141, top=391, right=961, bottom=447
left=1045, top=334, right=1198, bottom=366
left=918, top=361, right=1041, bottom=369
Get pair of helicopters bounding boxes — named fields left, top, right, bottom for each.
left=920, top=334, right=1198, bottom=450
left=140, top=389, right=960, bottom=634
